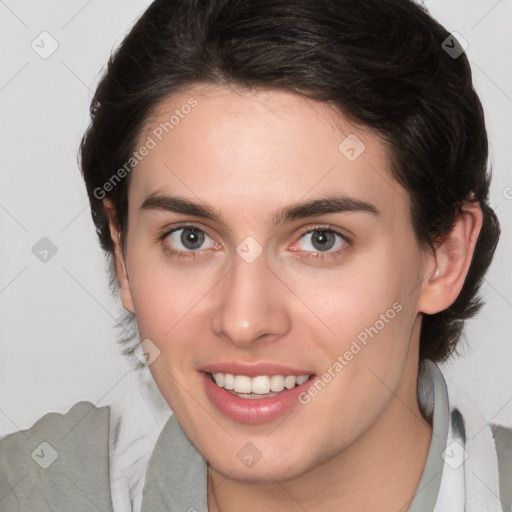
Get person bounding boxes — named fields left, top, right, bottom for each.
left=1, top=0, right=510, bottom=510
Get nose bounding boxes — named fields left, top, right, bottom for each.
left=210, top=249, right=290, bottom=348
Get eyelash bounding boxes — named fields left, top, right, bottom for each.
left=157, top=223, right=351, bottom=261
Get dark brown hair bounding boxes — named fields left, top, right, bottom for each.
left=79, top=0, right=500, bottom=364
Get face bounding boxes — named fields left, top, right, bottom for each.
left=110, top=84, right=433, bottom=481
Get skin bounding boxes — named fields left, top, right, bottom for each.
left=104, top=83, right=482, bottom=511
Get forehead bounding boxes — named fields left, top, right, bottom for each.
left=129, top=84, right=410, bottom=226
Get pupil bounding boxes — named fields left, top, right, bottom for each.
left=181, top=228, right=204, bottom=250
left=312, top=230, right=335, bottom=251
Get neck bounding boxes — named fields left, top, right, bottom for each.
left=208, top=352, right=432, bottom=512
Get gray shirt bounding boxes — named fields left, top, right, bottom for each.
left=0, top=360, right=510, bottom=511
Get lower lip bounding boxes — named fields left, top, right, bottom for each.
left=200, top=371, right=315, bottom=424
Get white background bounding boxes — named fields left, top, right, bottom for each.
left=1, top=0, right=511, bottom=436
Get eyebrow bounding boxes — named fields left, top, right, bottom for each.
left=140, top=192, right=380, bottom=227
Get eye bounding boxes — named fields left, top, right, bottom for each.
left=159, top=223, right=350, bottom=261
left=160, top=224, right=219, bottom=259
left=291, top=226, right=349, bottom=260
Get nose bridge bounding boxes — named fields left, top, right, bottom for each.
left=210, top=247, right=289, bottom=346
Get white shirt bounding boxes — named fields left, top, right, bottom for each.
left=107, top=365, right=172, bottom=512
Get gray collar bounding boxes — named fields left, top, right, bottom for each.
left=141, top=359, right=449, bottom=512
left=141, top=409, right=209, bottom=512
left=408, top=359, right=450, bottom=511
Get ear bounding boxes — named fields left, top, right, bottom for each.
left=103, top=199, right=135, bottom=313
left=417, top=201, right=483, bottom=315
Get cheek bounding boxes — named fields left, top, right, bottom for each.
left=126, top=251, right=218, bottom=346
left=295, top=247, right=418, bottom=363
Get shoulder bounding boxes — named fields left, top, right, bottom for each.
left=491, top=422, right=512, bottom=449
left=491, top=423, right=512, bottom=511
left=0, top=401, right=113, bottom=512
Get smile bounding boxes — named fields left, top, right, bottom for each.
left=201, top=370, right=318, bottom=423
left=209, top=372, right=311, bottom=398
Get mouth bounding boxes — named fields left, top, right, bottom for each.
left=206, top=371, right=314, bottom=399
left=199, top=363, right=318, bottom=423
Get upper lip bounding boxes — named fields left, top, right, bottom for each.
left=199, top=361, right=315, bottom=377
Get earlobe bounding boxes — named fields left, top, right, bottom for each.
left=418, top=201, right=483, bottom=315
left=103, top=199, right=135, bottom=314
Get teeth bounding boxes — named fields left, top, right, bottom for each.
left=223, top=373, right=235, bottom=390
left=234, top=375, right=252, bottom=393
left=296, top=375, right=309, bottom=385
left=284, top=375, right=296, bottom=389
left=214, top=373, right=224, bottom=387
left=251, top=375, right=271, bottom=394
left=211, top=372, right=311, bottom=394
left=270, top=375, right=285, bottom=392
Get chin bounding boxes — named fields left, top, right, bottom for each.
left=208, top=450, right=308, bottom=483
